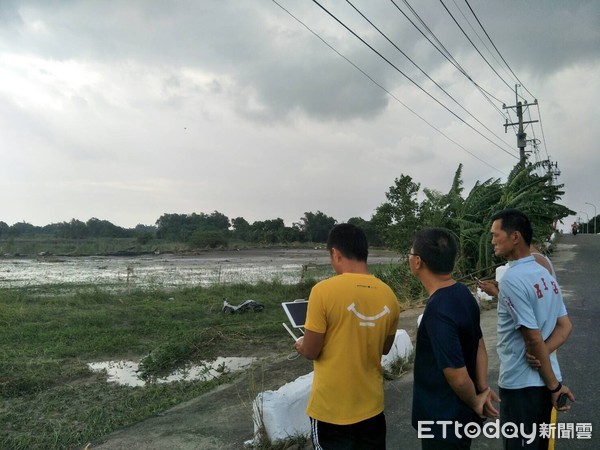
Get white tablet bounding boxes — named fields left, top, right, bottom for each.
left=281, top=299, right=308, bottom=328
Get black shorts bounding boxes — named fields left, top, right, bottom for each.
left=310, top=412, right=386, bottom=450
left=499, top=386, right=552, bottom=449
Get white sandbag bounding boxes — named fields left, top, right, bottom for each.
left=252, top=372, right=313, bottom=443
left=476, top=287, right=494, bottom=302
left=381, top=329, right=413, bottom=369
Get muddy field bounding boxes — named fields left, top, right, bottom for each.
left=0, top=247, right=403, bottom=289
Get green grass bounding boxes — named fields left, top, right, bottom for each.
left=0, top=280, right=317, bottom=449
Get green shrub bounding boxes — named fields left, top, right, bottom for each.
left=372, top=262, right=426, bottom=306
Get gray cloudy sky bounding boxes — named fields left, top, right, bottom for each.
left=1, top=0, right=598, bottom=231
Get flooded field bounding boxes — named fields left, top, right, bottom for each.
left=88, top=357, right=257, bottom=387
left=0, top=248, right=402, bottom=289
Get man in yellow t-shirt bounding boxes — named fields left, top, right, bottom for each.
left=294, top=223, right=400, bottom=449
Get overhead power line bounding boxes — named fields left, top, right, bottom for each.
left=535, top=102, right=550, bottom=160
left=388, top=0, right=508, bottom=120
left=463, top=0, right=536, bottom=99
left=310, top=0, right=519, bottom=160
left=270, top=0, right=509, bottom=175
left=344, top=0, right=515, bottom=152
left=438, top=0, right=525, bottom=100
left=391, top=0, right=546, bottom=164
left=461, top=1, right=552, bottom=175
left=450, top=0, right=519, bottom=86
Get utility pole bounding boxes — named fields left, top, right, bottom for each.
left=585, top=202, right=596, bottom=234
left=541, top=159, right=561, bottom=183
left=503, top=85, right=539, bottom=164
left=579, top=211, right=589, bottom=234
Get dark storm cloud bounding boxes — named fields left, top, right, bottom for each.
left=1, top=0, right=598, bottom=125
left=432, top=0, right=600, bottom=79
left=0, top=1, right=396, bottom=120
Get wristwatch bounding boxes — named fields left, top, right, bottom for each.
left=549, top=382, right=562, bottom=393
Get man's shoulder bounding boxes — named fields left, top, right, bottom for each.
left=504, top=259, right=547, bottom=282
left=430, top=282, right=474, bottom=301
left=313, top=274, right=344, bottom=288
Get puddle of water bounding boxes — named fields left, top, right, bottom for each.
left=88, top=360, right=146, bottom=387
left=88, top=356, right=257, bottom=387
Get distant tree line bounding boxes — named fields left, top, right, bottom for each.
left=0, top=211, right=340, bottom=248
left=154, top=210, right=338, bottom=248
left=0, top=162, right=575, bottom=275
left=0, top=218, right=156, bottom=241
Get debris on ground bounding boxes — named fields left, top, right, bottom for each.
left=222, top=298, right=264, bottom=314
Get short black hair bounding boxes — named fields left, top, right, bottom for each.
left=326, top=223, right=368, bottom=262
left=490, top=209, right=533, bottom=246
left=412, top=227, right=457, bottom=274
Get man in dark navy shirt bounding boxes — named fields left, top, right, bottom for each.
left=409, top=227, right=499, bottom=449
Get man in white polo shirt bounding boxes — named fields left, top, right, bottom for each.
left=489, top=209, right=575, bottom=449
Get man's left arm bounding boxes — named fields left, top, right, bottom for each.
left=475, top=337, right=501, bottom=413
left=294, top=329, right=325, bottom=360
left=429, top=311, right=498, bottom=418
left=383, top=305, right=400, bottom=355
left=443, top=366, right=498, bottom=418
left=526, top=315, right=573, bottom=368
left=544, top=314, right=573, bottom=353
left=520, top=327, right=575, bottom=410
left=475, top=337, right=501, bottom=416
left=474, top=337, right=488, bottom=391
left=383, top=333, right=396, bottom=355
